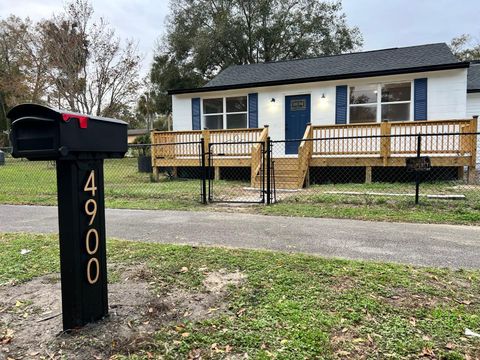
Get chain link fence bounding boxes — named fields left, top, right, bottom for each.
left=207, top=140, right=266, bottom=203
left=0, top=144, right=204, bottom=209
left=1, top=132, right=479, bottom=214
left=269, top=132, right=480, bottom=214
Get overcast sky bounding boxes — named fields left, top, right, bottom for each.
left=1, top=0, right=479, bottom=75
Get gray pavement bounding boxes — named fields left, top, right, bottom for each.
left=0, top=204, right=479, bottom=268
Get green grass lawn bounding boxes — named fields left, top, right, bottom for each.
left=264, top=182, right=480, bottom=225
left=1, top=233, right=479, bottom=359
left=2, top=157, right=480, bottom=225
left=0, top=158, right=206, bottom=210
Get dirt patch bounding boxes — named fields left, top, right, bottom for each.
left=203, top=270, right=245, bottom=294
left=330, top=328, right=377, bottom=359
left=165, top=269, right=245, bottom=323
left=379, top=288, right=446, bottom=309
left=329, top=276, right=356, bottom=293
left=0, top=266, right=245, bottom=359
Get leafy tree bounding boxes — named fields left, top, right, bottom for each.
left=151, top=0, right=363, bottom=113
left=450, top=34, right=480, bottom=61
left=150, top=54, right=204, bottom=115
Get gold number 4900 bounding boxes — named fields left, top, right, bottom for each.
left=84, top=170, right=97, bottom=196
left=84, top=169, right=100, bottom=285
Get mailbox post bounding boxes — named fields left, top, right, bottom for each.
left=8, top=103, right=127, bottom=331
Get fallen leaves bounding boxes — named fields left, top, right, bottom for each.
left=445, top=342, right=455, bottom=350
left=420, top=347, right=435, bottom=358
left=0, top=328, right=14, bottom=345
left=236, top=307, right=246, bottom=317
left=209, top=343, right=234, bottom=355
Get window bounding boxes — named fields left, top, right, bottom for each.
left=348, top=82, right=411, bottom=123
left=226, top=96, right=247, bottom=129
left=380, top=83, right=411, bottom=122
left=349, top=85, right=377, bottom=123
left=203, top=96, right=248, bottom=129
left=203, top=98, right=223, bottom=130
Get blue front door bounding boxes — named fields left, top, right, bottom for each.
left=285, top=94, right=311, bottom=154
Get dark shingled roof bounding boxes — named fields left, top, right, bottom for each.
left=467, top=61, right=480, bottom=92
left=169, top=43, right=469, bottom=95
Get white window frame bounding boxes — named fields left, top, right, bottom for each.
left=201, top=96, right=249, bottom=129
left=202, top=97, right=224, bottom=130
left=348, top=81, right=413, bottom=123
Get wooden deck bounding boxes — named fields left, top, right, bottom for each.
left=151, top=118, right=478, bottom=189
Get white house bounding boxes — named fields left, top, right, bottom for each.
left=169, top=43, right=478, bottom=144
left=154, top=43, right=478, bottom=188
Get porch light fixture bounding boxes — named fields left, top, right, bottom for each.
left=319, top=92, right=328, bottom=108
left=271, top=98, right=276, bottom=103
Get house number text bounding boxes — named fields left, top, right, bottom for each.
left=84, top=170, right=100, bottom=284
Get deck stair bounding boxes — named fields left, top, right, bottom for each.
left=252, top=158, right=301, bottom=189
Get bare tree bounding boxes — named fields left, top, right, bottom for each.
left=450, top=34, right=480, bottom=61
left=41, top=0, right=141, bottom=117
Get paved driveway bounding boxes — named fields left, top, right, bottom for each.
left=1, top=205, right=479, bottom=268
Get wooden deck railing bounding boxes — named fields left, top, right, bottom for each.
left=250, top=126, right=269, bottom=186
left=151, top=118, right=477, bottom=179
left=312, top=122, right=381, bottom=156
left=151, top=127, right=266, bottom=159
left=209, top=128, right=265, bottom=156
left=311, top=118, right=478, bottom=165
left=150, top=130, right=202, bottom=159
left=297, top=123, right=313, bottom=187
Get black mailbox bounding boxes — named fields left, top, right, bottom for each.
left=8, top=103, right=128, bottom=331
left=9, top=103, right=127, bottom=160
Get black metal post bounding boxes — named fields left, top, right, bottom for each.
left=207, top=143, right=212, bottom=202
left=415, top=134, right=422, bottom=205
left=266, top=137, right=271, bottom=205
left=200, top=138, right=207, bottom=204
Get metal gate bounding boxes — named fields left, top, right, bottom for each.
left=207, top=140, right=268, bottom=204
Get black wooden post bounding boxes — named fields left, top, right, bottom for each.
left=56, top=159, right=108, bottom=330
left=415, top=134, right=422, bottom=205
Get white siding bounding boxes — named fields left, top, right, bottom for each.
left=171, top=69, right=468, bottom=140
left=171, top=95, right=192, bottom=131
left=467, top=93, right=480, bottom=118
left=427, top=69, right=467, bottom=119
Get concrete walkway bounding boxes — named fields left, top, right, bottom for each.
left=1, top=205, right=479, bottom=269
